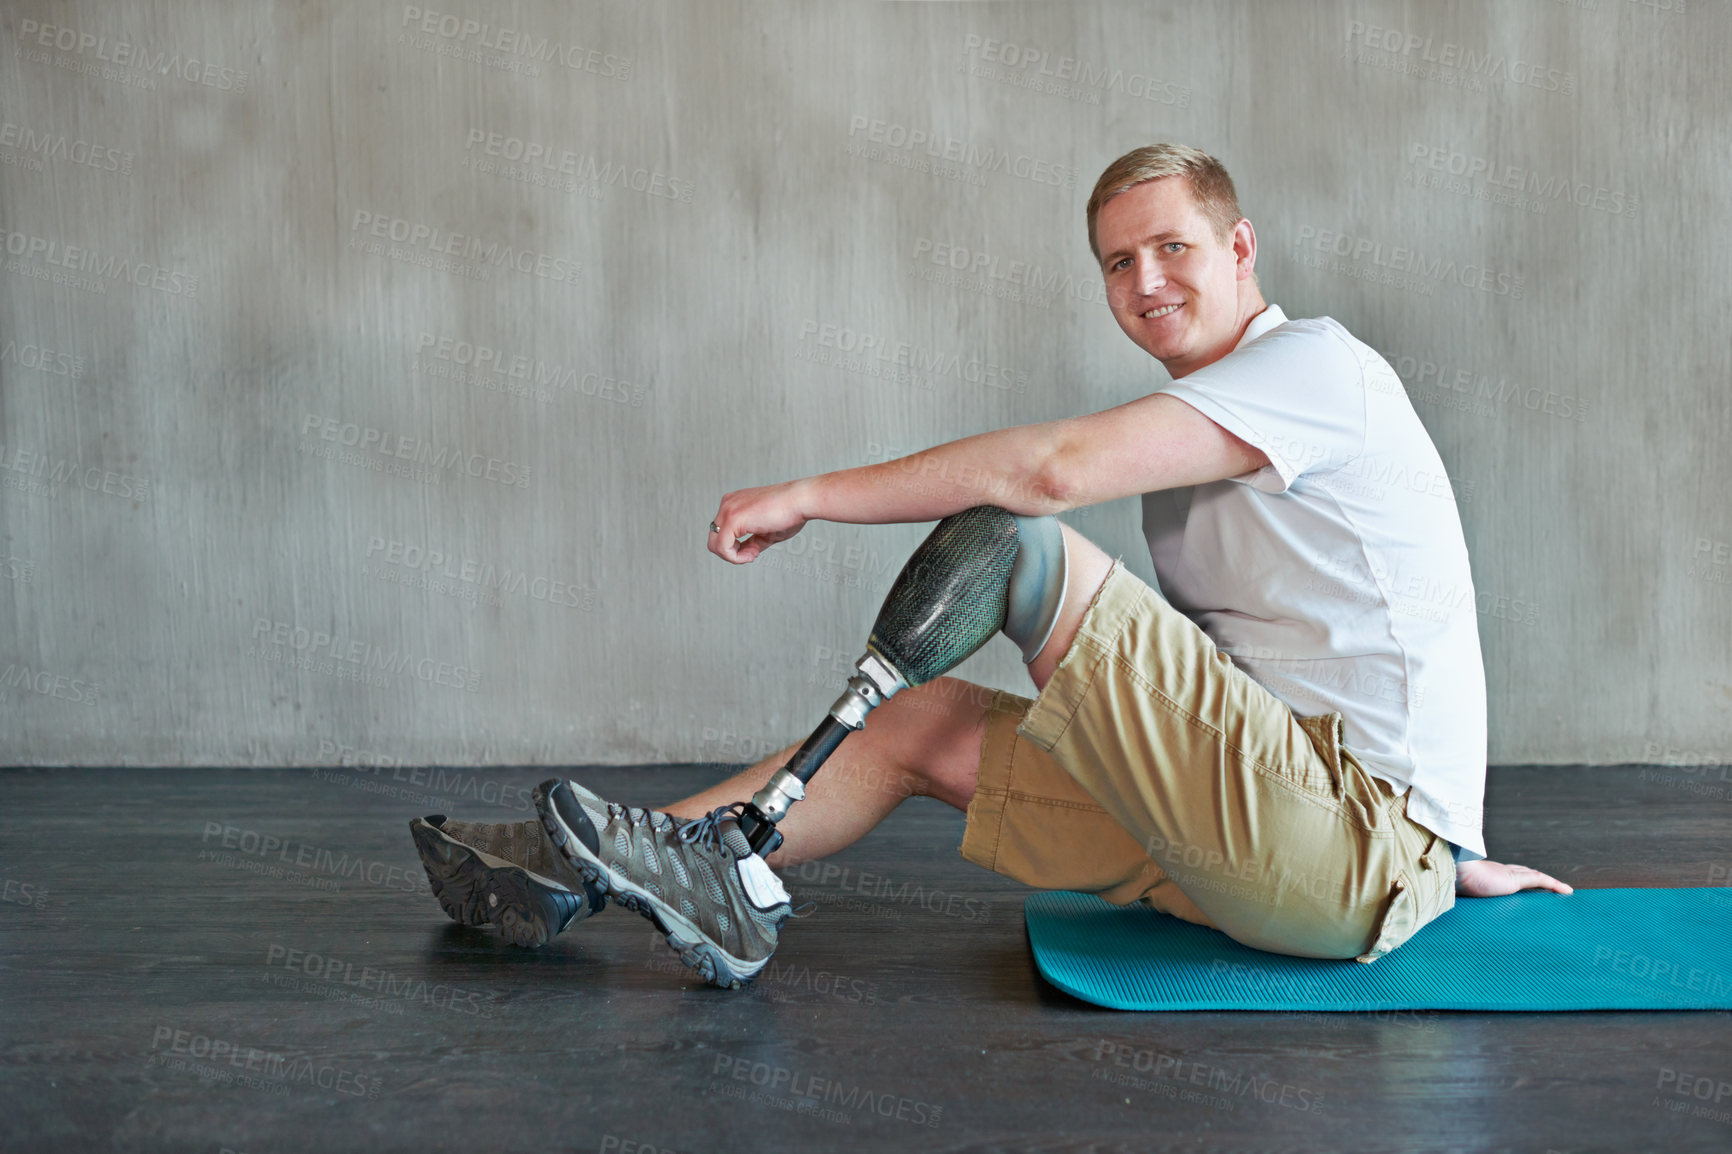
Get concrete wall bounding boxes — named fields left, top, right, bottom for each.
left=2, top=0, right=1725, bottom=769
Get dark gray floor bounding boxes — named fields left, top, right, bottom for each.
left=1, top=763, right=1729, bottom=1153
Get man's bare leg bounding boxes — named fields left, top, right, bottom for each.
left=665, top=676, right=992, bottom=869
left=668, top=524, right=1116, bottom=869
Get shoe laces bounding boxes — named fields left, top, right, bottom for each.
left=607, top=802, right=677, bottom=835
left=676, top=802, right=749, bottom=857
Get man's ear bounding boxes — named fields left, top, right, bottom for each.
left=1233, top=218, right=1257, bottom=280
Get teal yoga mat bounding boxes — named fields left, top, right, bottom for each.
left=1025, top=888, right=1732, bottom=1011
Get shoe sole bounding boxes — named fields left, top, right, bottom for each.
left=533, top=781, right=766, bottom=989
left=409, top=817, right=600, bottom=948
left=483, top=866, right=601, bottom=949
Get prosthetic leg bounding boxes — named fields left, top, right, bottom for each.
left=739, top=506, right=1068, bottom=854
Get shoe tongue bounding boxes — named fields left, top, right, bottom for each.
left=720, top=823, right=753, bottom=859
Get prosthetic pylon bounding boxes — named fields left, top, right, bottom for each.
left=739, top=506, right=1067, bottom=854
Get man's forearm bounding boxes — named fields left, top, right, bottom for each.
left=798, top=423, right=1067, bottom=526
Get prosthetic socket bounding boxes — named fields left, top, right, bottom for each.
left=739, top=506, right=1068, bottom=854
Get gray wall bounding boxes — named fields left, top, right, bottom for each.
left=2, top=0, right=1725, bottom=769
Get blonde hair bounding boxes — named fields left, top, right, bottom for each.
left=1086, top=144, right=1244, bottom=263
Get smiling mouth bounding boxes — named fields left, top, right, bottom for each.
left=1141, top=303, right=1182, bottom=319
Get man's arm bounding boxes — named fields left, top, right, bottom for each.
left=708, top=393, right=1267, bottom=562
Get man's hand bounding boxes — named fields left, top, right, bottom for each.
left=1454, top=858, right=1574, bottom=898
left=708, top=480, right=811, bottom=563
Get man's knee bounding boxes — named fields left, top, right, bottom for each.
left=872, top=677, right=990, bottom=801
left=876, top=677, right=988, bottom=744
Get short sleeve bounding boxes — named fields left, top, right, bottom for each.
left=1158, top=319, right=1368, bottom=494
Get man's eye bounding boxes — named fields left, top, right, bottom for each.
left=1165, top=243, right=1184, bottom=253
left=1112, top=257, right=1132, bottom=270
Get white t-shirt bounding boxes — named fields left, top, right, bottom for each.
left=1145, top=304, right=1487, bottom=858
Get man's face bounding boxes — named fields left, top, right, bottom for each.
left=1096, top=177, right=1255, bottom=378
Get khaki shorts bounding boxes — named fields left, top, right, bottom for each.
left=960, top=561, right=1456, bottom=962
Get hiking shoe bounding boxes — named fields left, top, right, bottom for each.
left=409, top=814, right=606, bottom=948
left=534, top=778, right=795, bottom=988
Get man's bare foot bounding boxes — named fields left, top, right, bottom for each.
left=1455, top=859, right=1574, bottom=898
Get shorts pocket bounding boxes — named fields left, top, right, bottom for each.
left=1409, top=830, right=1457, bottom=925
left=1354, top=874, right=1419, bottom=964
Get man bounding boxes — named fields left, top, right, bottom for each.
left=411, top=144, right=1571, bottom=988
